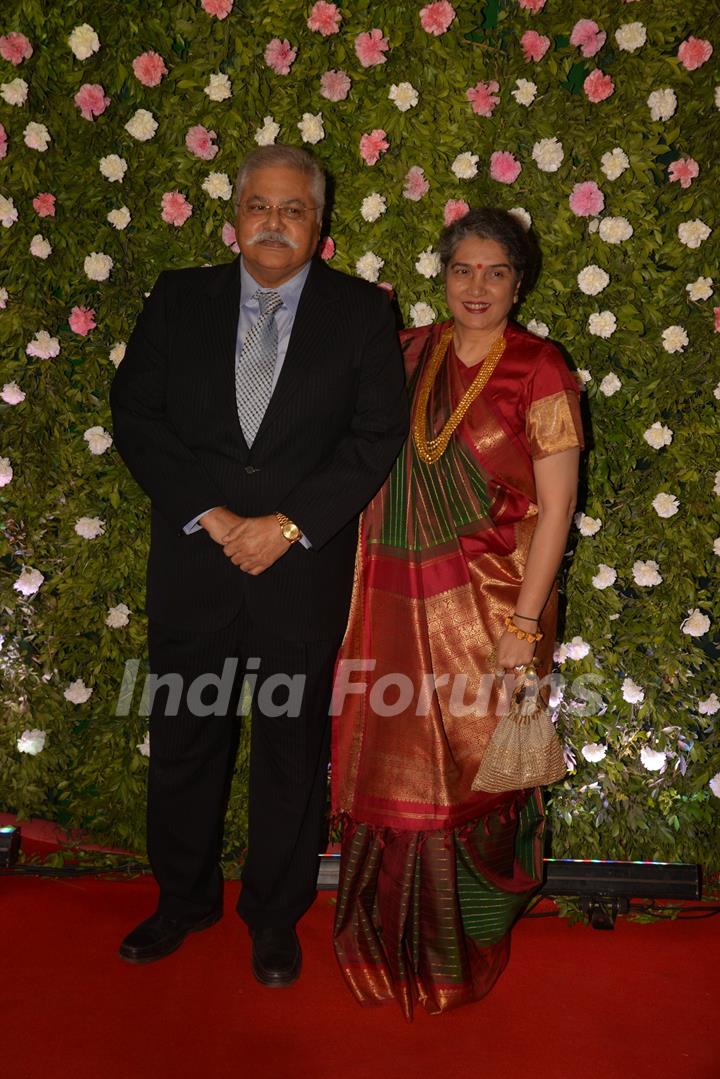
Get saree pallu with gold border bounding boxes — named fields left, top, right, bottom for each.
left=332, top=320, right=583, bottom=1018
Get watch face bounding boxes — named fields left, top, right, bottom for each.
left=282, top=522, right=300, bottom=541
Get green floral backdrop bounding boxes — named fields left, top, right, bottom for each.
left=1, top=0, right=718, bottom=873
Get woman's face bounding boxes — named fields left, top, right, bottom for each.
left=445, top=235, right=520, bottom=337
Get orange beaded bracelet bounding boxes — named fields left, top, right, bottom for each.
left=504, top=614, right=544, bottom=643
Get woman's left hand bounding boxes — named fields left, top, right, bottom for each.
left=494, top=630, right=536, bottom=673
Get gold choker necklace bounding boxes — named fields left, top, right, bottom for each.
left=412, top=326, right=506, bottom=464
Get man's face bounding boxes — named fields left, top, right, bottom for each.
left=234, top=165, right=321, bottom=287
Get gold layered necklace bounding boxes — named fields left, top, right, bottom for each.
left=412, top=325, right=506, bottom=465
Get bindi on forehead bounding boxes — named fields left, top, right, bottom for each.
left=474, top=263, right=484, bottom=269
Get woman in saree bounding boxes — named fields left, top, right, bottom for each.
left=331, top=208, right=584, bottom=1018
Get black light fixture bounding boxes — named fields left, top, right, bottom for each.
left=0, top=825, right=21, bottom=868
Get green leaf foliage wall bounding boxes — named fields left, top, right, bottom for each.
left=1, top=0, right=718, bottom=872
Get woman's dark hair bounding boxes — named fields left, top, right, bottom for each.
left=438, top=207, right=540, bottom=296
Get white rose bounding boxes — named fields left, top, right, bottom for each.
left=360, top=192, right=387, bottom=223
left=600, top=147, right=630, bottom=181
left=68, top=23, right=100, bottom=60
left=84, top=252, right=113, bottom=281
left=622, top=677, right=645, bottom=704
left=715, top=471, right=720, bottom=497
left=74, top=516, right=106, bottom=540
left=109, top=342, right=126, bottom=367
left=591, top=563, right=617, bottom=590
left=17, top=728, right=47, bottom=755
left=647, top=88, right=677, bottom=121
left=1, top=382, right=25, bottom=405
left=29, top=234, right=52, bottom=259
left=451, top=152, right=479, bottom=180
left=678, top=219, right=711, bottom=249
left=599, top=372, right=622, bottom=396
left=710, top=773, right=720, bottom=798
left=124, top=109, right=158, bottom=142
left=99, top=154, right=127, bottom=182
left=615, top=22, right=646, bottom=52
left=661, top=325, right=688, bottom=354
left=714, top=537, right=720, bottom=556
left=581, top=743, right=607, bottom=763
left=23, top=121, right=51, bottom=151
left=415, top=247, right=442, bottom=278
left=0, top=194, right=18, bottom=228
left=202, top=172, right=232, bottom=200
left=511, top=78, right=537, bottom=106
left=532, top=137, right=564, bottom=173
left=643, top=422, right=672, bottom=449
left=0, top=457, right=13, bottom=487
left=0, top=286, right=8, bottom=306
left=716, top=86, right=720, bottom=110
left=574, top=513, right=602, bottom=536
left=1, top=77, right=29, bottom=106
left=526, top=319, right=549, bottom=338
left=652, top=492, right=679, bottom=518
left=204, top=73, right=232, bottom=101
left=698, top=693, right=720, bottom=716
left=26, top=330, right=60, bottom=359
left=681, top=608, right=710, bottom=637
left=588, top=310, right=617, bottom=338
left=588, top=218, right=600, bottom=234
left=640, top=746, right=666, bottom=772
left=389, top=82, right=419, bottom=112
left=599, top=216, right=633, bottom=244
left=107, top=206, right=131, bottom=230
left=137, top=733, right=151, bottom=757
left=83, top=426, right=113, bottom=455
left=577, top=265, right=610, bottom=295
left=355, top=251, right=384, bottom=283
left=576, top=369, right=592, bottom=388
left=105, top=603, right=131, bottom=628
left=64, top=678, right=93, bottom=704
left=254, top=115, right=279, bottom=146
left=508, top=207, right=532, bottom=231
left=409, top=302, right=436, bottom=327
left=632, top=559, right=662, bottom=586
left=297, top=111, right=324, bottom=144
left=13, top=567, right=44, bottom=596
left=686, top=276, right=713, bottom=301
left=565, top=636, right=591, bottom=660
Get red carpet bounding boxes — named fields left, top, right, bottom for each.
left=3, top=876, right=718, bottom=1079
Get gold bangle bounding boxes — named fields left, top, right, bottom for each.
left=504, top=614, right=544, bottom=643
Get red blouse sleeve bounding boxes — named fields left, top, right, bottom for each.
left=523, top=344, right=585, bottom=459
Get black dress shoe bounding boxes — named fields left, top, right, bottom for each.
left=119, top=909, right=222, bottom=964
left=251, top=927, right=301, bottom=987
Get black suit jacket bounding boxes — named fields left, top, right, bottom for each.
left=110, top=256, right=408, bottom=640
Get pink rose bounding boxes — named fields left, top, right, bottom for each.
left=444, top=199, right=470, bottom=226
left=201, top=0, right=233, bottom=18
left=521, top=30, right=550, bottom=62
left=517, top=0, right=546, bottom=11
left=132, top=51, right=168, bottom=87
left=221, top=221, right=240, bottom=253
left=359, top=129, right=389, bottom=166
left=320, top=69, right=351, bottom=101
left=466, top=79, right=500, bottom=117
left=714, top=307, right=720, bottom=334
left=490, top=151, right=521, bottom=185
left=0, top=123, right=7, bottom=160
left=264, top=38, right=297, bottom=76
left=68, top=306, right=96, bottom=337
left=569, top=181, right=604, bottom=217
left=33, top=193, right=56, bottom=217
left=678, top=36, right=713, bottom=71
left=570, top=19, right=606, bottom=58
left=320, top=236, right=335, bottom=261
left=419, top=2, right=456, bottom=36
left=74, top=83, right=111, bottom=122
left=668, top=157, right=699, bottom=189
left=185, top=124, right=218, bottom=161
left=354, top=29, right=389, bottom=68
left=161, top=191, right=193, bottom=227
left=583, top=69, right=614, bottom=104
left=307, top=2, right=341, bottom=36
left=0, top=31, right=33, bottom=66
left=403, top=166, right=430, bottom=202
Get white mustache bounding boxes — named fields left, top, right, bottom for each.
left=248, top=230, right=299, bottom=249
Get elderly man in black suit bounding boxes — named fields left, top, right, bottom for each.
left=110, top=145, right=408, bottom=985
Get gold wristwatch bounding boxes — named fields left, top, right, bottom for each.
left=275, top=512, right=302, bottom=544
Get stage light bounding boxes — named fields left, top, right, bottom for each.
left=0, top=825, right=21, bottom=868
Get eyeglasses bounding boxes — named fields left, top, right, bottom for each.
left=239, top=199, right=317, bottom=222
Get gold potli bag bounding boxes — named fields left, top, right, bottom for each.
left=471, top=664, right=567, bottom=793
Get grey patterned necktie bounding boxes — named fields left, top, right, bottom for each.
left=235, top=289, right=283, bottom=446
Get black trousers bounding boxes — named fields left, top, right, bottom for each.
left=146, top=610, right=340, bottom=930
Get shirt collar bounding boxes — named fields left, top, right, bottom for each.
left=240, top=257, right=312, bottom=318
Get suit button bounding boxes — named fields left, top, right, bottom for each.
left=245, top=465, right=260, bottom=474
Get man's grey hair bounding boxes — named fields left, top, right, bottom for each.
left=233, top=145, right=326, bottom=223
